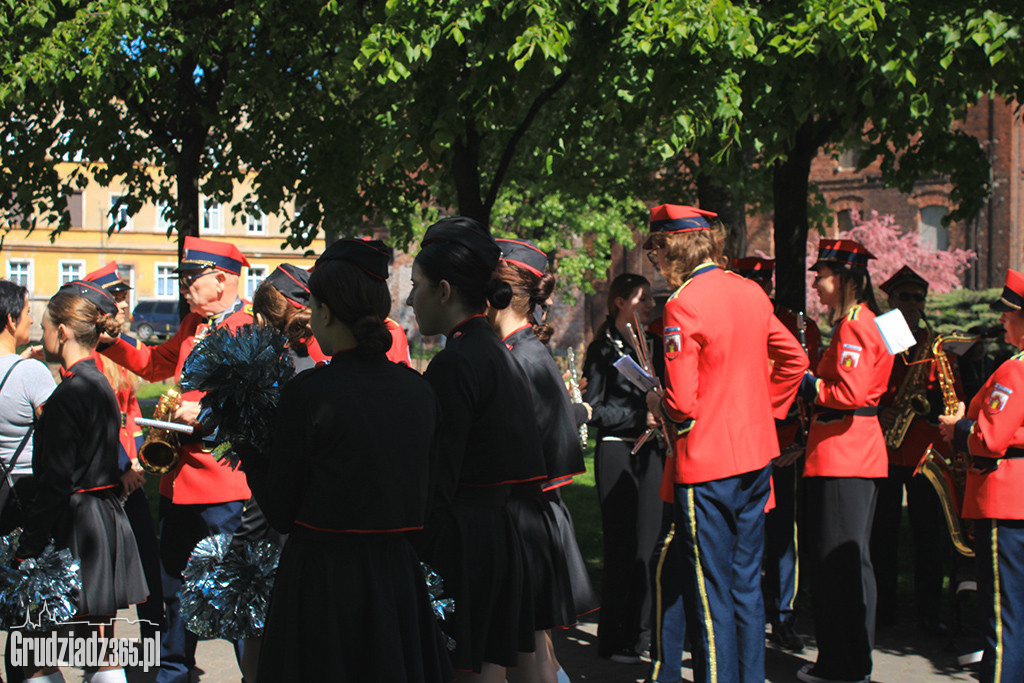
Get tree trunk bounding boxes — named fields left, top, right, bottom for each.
left=452, top=120, right=487, bottom=225
left=772, top=119, right=818, bottom=314
left=697, top=174, right=747, bottom=260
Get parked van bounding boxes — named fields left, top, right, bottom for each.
left=130, top=299, right=181, bottom=341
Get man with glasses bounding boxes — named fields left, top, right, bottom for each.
left=871, top=266, right=953, bottom=637
left=99, top=237, right=253, bottom=683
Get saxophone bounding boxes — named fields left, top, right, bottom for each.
left=884, top=319, right=937, bottom=449
left=138, top=384, right=182, bottom=475
left=914, top=332, right=978, bottom=558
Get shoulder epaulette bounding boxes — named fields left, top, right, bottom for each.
left=1011, top=350, right=1024, bottom=362
left=845, top=304, right=863, bottom=322
left=243, top=303, right=254, bottom=315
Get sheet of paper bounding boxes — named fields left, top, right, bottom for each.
left=874, top=308, right=917, bottom=355
left=613, top=355, right=658, bottom=393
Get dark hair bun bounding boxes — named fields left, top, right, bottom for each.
left=485, top=279, right=513, bottom=310
left=352, top=314, right=393, bottom=356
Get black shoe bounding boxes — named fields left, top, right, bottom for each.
left=771, top=620, right=804, bottom=652
left=605, top=647, right=641, bottom=664
left=921, top=615, right=949, bottom=637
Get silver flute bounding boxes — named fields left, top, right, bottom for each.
left=567, top=346, right=588, bottom=448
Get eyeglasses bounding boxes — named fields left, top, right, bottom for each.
left=646, top=251, right=659, bottom=266
left=896, top=292, right=926, bottom=303
left=178, top=270, right=214, bottom=289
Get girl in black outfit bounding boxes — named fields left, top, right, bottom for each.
left=582, top=272, right=665, bottom=663
left=17, top=281, right=148, bottom=683
left=240, top=240, right=453, bottom=682
left=408, top=217, right=547, bottom=682
left=489, top=238, right=598, bottom=683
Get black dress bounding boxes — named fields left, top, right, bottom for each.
left=19, top=357, right=148, bottom=618
left=244, top=350, right=453, bottom=682
left=417, top=315, right=547, bottom=672
left=504, top=325, right=598, bottom=629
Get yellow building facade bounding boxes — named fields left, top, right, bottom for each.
left=3, top=162, right=319, bottom=325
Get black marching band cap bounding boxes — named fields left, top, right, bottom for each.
left=265, top=264, right=313, bottom=307
left=496, top=238, right=548, bottom=277
left=730, top=257, right=774, bottom=280
left=422, top=216, right=502, bottom=270
left=810, top=238, right=875, bottom=271
left=879, top=265, right=929, bottom=294
left=992, top=269, right=1024, bottom=312
left=84, top=261, right=132, bottom=292
left=59, top=279, right=118, bottom=316
left=317, top=238, right=391, bottom=280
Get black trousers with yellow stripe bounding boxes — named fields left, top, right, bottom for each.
left=673, top=465, right=771, bottom=683
left=976, top=518, right=1024, bottom=683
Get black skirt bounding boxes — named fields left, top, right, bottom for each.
left=418, top=490, right=533, bottom=672
left=56, top=490, right=148, bottom=618
left=508, top=485, right=579, bottom=630
left=259, top=528, right=454, bottom=682
left=546, top=488, right=599, bottom=619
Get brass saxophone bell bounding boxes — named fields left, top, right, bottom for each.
left=138, top=385, right=183, bottom=475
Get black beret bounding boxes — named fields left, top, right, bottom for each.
left=496, top=238, right=548, bottom=277
left=264, top=264, right=312, bottom=307
left=421, top=217, right=501, bottom=270
left=317, top=239, right=390, bottom=280
left=59, top=280, right=118, bottom=316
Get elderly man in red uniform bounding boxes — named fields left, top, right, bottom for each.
left=940, top=268, right=1024, bottom=683
left=100, top=237, right=252, bottom=683
left=644, top=205, right=807, bottom=683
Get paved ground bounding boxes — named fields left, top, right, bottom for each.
left=1, top=608, right=984, bottom=682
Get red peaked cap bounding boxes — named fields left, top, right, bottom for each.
left=644, top=204, right=718, bottom=248
left=879, top=265, right=928, bottom=294
left=175, top=236, right=250, bottom=275
left=810, top=238, right=875, bottom=271
left=496, top=238, right=548, bottom=278
left=84, top=261, right=131, bottom=292
left=730, top=257, right=774, bottom=280
left=993, top=269, right=1024, bottom=312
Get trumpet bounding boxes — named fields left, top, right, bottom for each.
left=138, top=384, right=183, bottom=475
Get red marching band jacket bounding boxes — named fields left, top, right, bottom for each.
left=803, top=304, right=894, bottom=479
left=660, top=266, right=807, bottom=485
left=957, top=352, right=1024, bottom=520
left=92, top=352, right=144, bottom=465
left=101, top=303, right=254, bottom=505
left=775, top=307, right=821, bottom=450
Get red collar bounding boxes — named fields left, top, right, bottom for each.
left=502, top=323, right=532, bottom=342
left=60, top=356, right=92, bottom=379
left=448, top=313, right=487, bottom=337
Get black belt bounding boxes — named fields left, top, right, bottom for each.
left=1003, top=447, right=1024, bottom=459
left=812, top=406, right=879, bottom=421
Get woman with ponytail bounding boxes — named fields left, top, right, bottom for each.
left=409, top=218, right=547, bottom=682
left=240, top=240, right=453, bottom=682
left=16, top=281, right=148, bottom=683
left=797, top=239, right=893, bottom=683
left=488, top=238, right=597, bottom=683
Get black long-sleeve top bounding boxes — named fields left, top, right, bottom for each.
left=422, top=315, right=546, bottom=507
left=19, top=358, right=121, bottom=559
left=581, top=319, right=664, bottom=440
left=504, top=325, right=585, bottom=488
left=244, top=350, right=441, bottom=534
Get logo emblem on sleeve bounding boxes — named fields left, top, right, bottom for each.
left=839, top=343, right=862, bottom=370
left=986, top=383, right=1013, bottom=414
left=665, top=326, right=681, bottom=360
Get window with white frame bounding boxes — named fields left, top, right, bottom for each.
left=155, top=264, right=179, bottom=299
left=58, top=260, right=85, bottom=286
left=156, top=201, right=173, bottom=234
left=201, top=200, right=222, bottom=234
left=919, top=205, right=950, bottom=251
left=110, top=194, right=132, bottom=231
left=246, top=211, right=267, bottom=234
left=7, top=260, right=32, bottom=289
left=245, top=266, right=268, bottom=300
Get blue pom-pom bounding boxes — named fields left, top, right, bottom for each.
left=0, top=532, right=81, bottom=629
left=180, top=534, right=281, bottom=639
left=421, top=563, right=456, bottom=651
left=180, top=324, right=294, bottom=467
